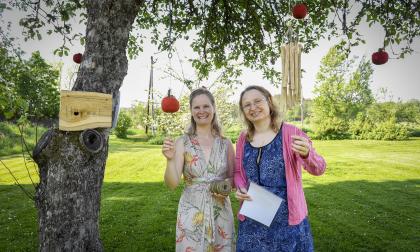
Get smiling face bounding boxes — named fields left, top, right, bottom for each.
left=190, top=94, right=215, bottom=126
left=241, top=89, right=271, bottom=123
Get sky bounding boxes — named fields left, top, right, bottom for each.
left=3, top=8, right=420, bottom=108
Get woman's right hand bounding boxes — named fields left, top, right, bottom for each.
left=235, top=187, right=252, bottom=201
left=162, top=138, right=175, bottom=160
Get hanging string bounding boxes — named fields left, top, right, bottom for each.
left=175, top=48, right=187, bottom=98
left=168, top=0, right=174, bottom=94
left=169, top=52, right=173, bottom=95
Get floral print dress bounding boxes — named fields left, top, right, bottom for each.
left=176, top=134, right=235, bottom=252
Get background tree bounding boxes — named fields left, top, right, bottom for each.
left=213, top=86, right=240, bottom=131
left=311, top=46, right=374, bottom=139
left=0, top=47, right=26, bottom=120
left=127, top=101, right=147, bottom=129
left=2, top=0, right=420, bottom=250
left=0, top=49, right=60, bottom=121
left=16, top=52, right=60, bottom=120
left=275, top=95, right=313, bottom=125
left=311, top=45, right=413, bottom=140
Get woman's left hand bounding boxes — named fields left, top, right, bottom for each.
left=291, top=135, right=310, bottom=158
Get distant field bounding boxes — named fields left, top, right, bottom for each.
left=1, top=134, right=419, bottom=251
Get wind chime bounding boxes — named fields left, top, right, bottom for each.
left=279, top=2, right=307, bottom=114
left=279, top=23, right=302, bottom=113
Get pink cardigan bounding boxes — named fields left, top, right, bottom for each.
left=234, top=123, right=326, bottom=225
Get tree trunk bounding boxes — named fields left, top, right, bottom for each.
left=34, top=1, right=142, bottom=251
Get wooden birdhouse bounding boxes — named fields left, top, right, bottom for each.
left=59, top=91, right=112, bottom=131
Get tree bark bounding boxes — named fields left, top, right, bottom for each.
left=34, top=1, right=142, bottom=251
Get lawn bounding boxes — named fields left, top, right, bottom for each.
left=1, top=135, right=419, bottom=251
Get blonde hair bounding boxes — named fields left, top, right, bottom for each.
left=239, top=85, right=281, bottom=140
left=187, top=87, right=223, bottom=137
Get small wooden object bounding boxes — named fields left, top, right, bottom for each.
left=59, top=91, right=112, bottom=131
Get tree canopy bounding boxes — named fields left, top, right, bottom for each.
left=2, top=0, right=419, bottom=82
left=311, top=45, right=374, bottom=139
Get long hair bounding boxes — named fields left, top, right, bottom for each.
left=187, top=87, right=222, bottom=137
left=239, top=85, right=281, bottom=140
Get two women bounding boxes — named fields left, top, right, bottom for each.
left=163, top=85, right=326, bottom=252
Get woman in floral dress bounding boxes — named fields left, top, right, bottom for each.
left=162, top=87, right=236, bottom=252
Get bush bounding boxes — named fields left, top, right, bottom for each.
left=312, top=117, right=350, bottom=140
left=114, top=112, right=132, bottom=139
left=349, top=114, right=409, bottom=140
left=147, top=135, right=165, bottom=145
left=147, top=134, right=184, bottom=145
left=371, top=120, right=409, bottom=140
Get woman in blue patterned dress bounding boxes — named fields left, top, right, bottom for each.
left=234, top=86, right=327, bottom=252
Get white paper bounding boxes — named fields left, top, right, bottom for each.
left=239, top=182, right=283, bottom=227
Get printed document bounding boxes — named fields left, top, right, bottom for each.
left=239, top=182, right=283, bottom=227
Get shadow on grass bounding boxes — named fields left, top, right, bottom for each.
left=305, top=179, right=420, bottom=251
left=1, top=179, right=419, bottom=251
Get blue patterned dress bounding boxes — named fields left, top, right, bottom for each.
left=236, top=131, right=314, bottom=252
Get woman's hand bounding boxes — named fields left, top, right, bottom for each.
left=235, top=187, right=252, bottom=201
left=162, top=138, right=176, bottom=160
left=212, top=192, right=228, bottom=200
left=291, top=135, right=309, bottom=158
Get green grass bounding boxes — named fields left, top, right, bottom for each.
left=1, top=133, right=420, bottom=251
left=0, top=122, right=48, bottom=156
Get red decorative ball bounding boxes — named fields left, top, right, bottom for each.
left=292, top=3, right=308, bottom=19
left=371, top=49, right=388, bottom=65
left=73, top=53, right=83, bottom=64
left=161, top=89, right=180, bottom=113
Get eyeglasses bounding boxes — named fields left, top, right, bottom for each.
left=242, top=98, right=267, bottom=111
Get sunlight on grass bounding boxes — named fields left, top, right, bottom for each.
left=1, top=135, right=420, bottom=251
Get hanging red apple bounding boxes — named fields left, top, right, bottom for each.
left=161, top=89, right=180, bottom=113
left=73, top=53, right=83, bottom=64
left=292, top=3, right=308, bottom=19
left=371, top=49, right=388, bottom=65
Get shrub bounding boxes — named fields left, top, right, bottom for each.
left=312, top=117, right=350, bottom=140
left=147, top=135, right=165, bottom=145
left=114, top=112, right=133, bottom=139
left=349, top=114, right=409, bottom=140
left=369, top=120, right=409, bottom=140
